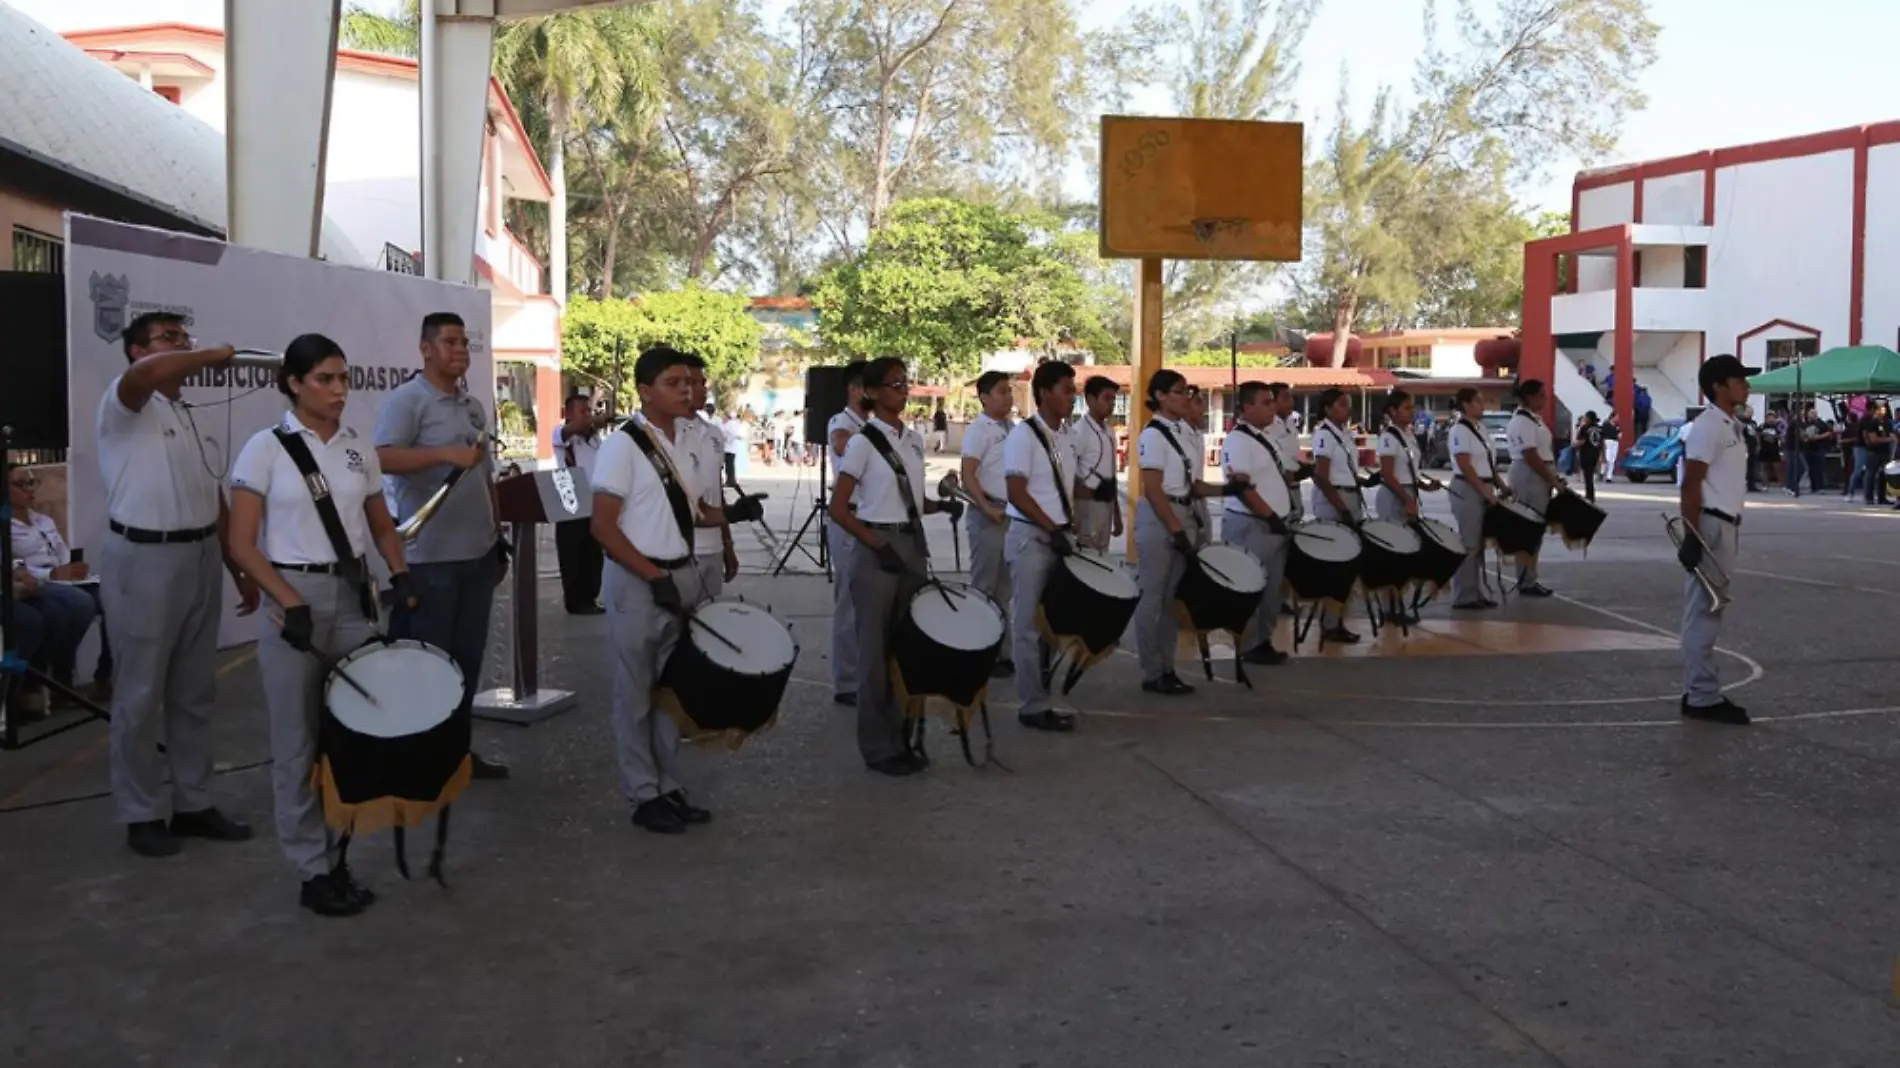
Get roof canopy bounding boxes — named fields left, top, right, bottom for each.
left=1748, top=346, right=1900, bottom=394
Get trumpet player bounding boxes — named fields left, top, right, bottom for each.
left=1676, top=355, right=1755, bottom=726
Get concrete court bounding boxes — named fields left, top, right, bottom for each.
left=4, top=462, right=1900, bottom=1067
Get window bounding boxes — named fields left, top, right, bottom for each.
left=1764, top=337, right=1818, bottom=372
left=1684, top=246, right=1706, bottom=289
left=11, top=227, right=61, bottom=274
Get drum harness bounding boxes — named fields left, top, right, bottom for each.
left=273, top=427, right=456, bottom=888
left=1229, top=425, right=1292, bottom=532
left=1317, top=420, right=1370, bottom=518
left=1080, top=415, right=1119, bottom=503
left=1023, top=417, right=1127, bottom=696
left=860, top=424, right=1008, bottom=771
left=1148, top=419, right=1256, bottom=686
left=1449, top=417, right=1516, bottom=605
left=622, top=418, right=745, bottom=651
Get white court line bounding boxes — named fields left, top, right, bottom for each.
left=1735, top=568, right=1900, bottom=598
left=1823, top=554, right=1900, bottom=567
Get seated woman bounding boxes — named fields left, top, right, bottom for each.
left=8, top=470, right=100, bottom=704
left=6, top=568, right=46, bottom=722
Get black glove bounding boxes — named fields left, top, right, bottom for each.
left=1092, top=480, right=1119, bottom=503
left=495, top=536, right=514, bottom=562
left=1265, top=514, right=1292, bottom=536
left=940, top=497, right=966, bottom=522
left=388, top=571, right=418, bottom=612
left=1676, top=530, right=1704, bottom=573
left=1222, top=479, right=1250, bottom=498
left=727, top=493, right=767, bottom=524
left=873, top=541, right=907, bottom=574
left=280, top=605, right=314, bottom=652
left=1170, top=529, right=1194, bottom=555
left=1049, top=530, right=1076, bottom=557
left=649, top=574, right=684, bottom=614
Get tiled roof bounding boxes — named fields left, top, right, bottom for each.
left=1076, top=365, right=1401, bottom=391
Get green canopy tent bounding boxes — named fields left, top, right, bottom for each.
left=1748, top=345, right=1900, bottom=394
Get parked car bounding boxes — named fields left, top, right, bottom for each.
left=1620, top=419, right=1689, bottom=483
left=1422, top=413, right=1513, bottom=471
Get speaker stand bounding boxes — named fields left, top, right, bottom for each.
left=772, top=445, right=831, bottom=578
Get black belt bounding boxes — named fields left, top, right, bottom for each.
left=1702, top=508, right=1741, bottom=527
left=110, top=520, right=218, bottom=545
left=1165, top=495, right=1192, bottom=507
left=1010, top=517, right=1073, bottom=532
left=273, top=558, right=365, bottom=576
left=864, top=521, right=917, bottom=534
left=648, top=555, right=694, bottom=570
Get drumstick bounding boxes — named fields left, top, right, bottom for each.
left=686, top=614, right=743, bottom=655
left=268, top=613, right=380, bottom=706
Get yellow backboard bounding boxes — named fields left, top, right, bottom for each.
left=1099, top=116, right=1303, bottom=262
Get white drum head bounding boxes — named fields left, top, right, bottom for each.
left=1063, top=549, right=1140, bottom=600
left=1359, top=519, right=1421, bottom=553
left=1293, top=522, right=1361, bottom=562
left=1416, top=517, right=1462, bottom=553
left=908, top=582, right=1005, bottom=651
left=1501, top=500, right=1543, bottom=523
left=327, top=640, right=463, bottom=739
left=692, top=601, right=797, bottom=675
left=1197, top=544, right=1266, bottom=594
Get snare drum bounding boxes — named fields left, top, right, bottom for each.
left=317, top=639, right=469, bottom=836
left=1175, top=544, right=1268, bottom=634
left=1286, top=522, right=1361, bottom=608
left=890, top=581, right=1005, bottom=720
left=1411, top=517, right=1465, bottom=593
left=1356, top=519, right=1421, bottom=592
left=1546, top=490, right=1607, bottom=551
left=656, top=600, right=799, bottom=748
left=1039, top=548, right=1140, bottom=675
left=1484, top=500, right=1546, bottom=563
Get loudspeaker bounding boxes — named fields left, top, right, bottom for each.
left=0, top=273, right=70, bottom=449
left=804, top=365, right=847, bottom=446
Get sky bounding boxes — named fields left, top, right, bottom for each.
left=13, top=0, right=1898, bottom=214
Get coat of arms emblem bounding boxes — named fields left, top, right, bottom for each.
left=90, top=272, right=130, bottom=342
left=551, top=468, right=579, bottom=515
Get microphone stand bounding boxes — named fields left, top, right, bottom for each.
left=1, top=426, right=114, bottom=751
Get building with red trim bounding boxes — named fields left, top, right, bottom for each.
left=1519, top=121, right=1900, bottom=435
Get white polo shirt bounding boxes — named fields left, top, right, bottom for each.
left=1685, top=405, right=1748, bottom=516
left=961, top=413, right=1013, bottom=499
left=1003, top=415, right=1077, bottom=525
left=1377, top=425, right=1420, bottom=487
left=230, top=415, right=382, bottom=564
left=1508, top=409, right=1554, bottom=462
left=593, top=415, right=694, bottom=562
left=96, top=375, right=221, bottom=532
left=1265, top=417, right=1302, bottom=476
left=1449, top=419, right=1495, bottom=480
left=720, top=417, right=748, bottom=456
left=678, top=416, right=727, bottom=556
left=10, top=510, right=70, bottom=581
left=1137, top=417, right=1197, bottom=498
left=826, top=407, right=865, bottom=459
left=838, top=416, right=927, bottom=524
left=1312, top=420, right=1362, bottom=488
left=552, top=423, right=601, bottom=479
left=1222, top=423, right=1291, bottom=516
left=1072, top=414, right=1117, bottom=490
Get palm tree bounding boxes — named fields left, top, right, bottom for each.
left=340, top=1, right=419, bottom=57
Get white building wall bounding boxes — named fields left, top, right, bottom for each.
left=1643, top=171, right=1703, bottom=225
left=1707, top=149, right=1856, bottom=361
left=323, top=70, right=424, bottom=257
left=1863, top=143, right=1900, bottom=352
left=1576, top=182, right=1634, bottom=292
left=1429, top=342, right=1479, bottom=377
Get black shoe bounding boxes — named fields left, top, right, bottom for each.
left=904, top=746, right=931, bottom=770
left=469, top=751, right=511, bottom=781
left=632, top=797, right=688, bottom=834
left=1518, top=583, right=1555, bottom=598
left=330, top=863, right=377, bottom=908
left=169, top=807, right=253, bottom=842
left=1321, top=626, right=1361, bottom=644
left=127, top=820, right=181, bottom=858
left=1019, top=709, right=1077, bottom=732
left=663, top=790, right=712, bottom=825
left=1141, top=673, right=1195, bottom=696
left=867, top=755, right=919, bottom=777
left=833, top=691, right=857, bottom=706
left=1681, top=696, right=1750, bottom=726
left=566, top=604, right=605, bottom=616
left=300, top=873, right=368, bottom=917
left=989, top=660, right=1016, bottom=679
left=1241, top=645, right=1288, bottom=666
left=1451, top=601, right=1489, bottom=611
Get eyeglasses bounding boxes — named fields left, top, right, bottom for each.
left=147, top=328, right=192, bottom=346
left=8, top=476, right=37, bottom=489
left=877, top=379, right=910, bottom=391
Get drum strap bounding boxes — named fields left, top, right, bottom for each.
left=1319, top=422, right=1366, bottom=509
left=1146, top=420, right=1199, bottom=524
left=1233, top=425, right=1288, bottom=517
left=1455, top=418, right=1495, bottom=482
left=858, top=424, right=927, bottom=554
left=272, top=429, right=377, bottom=621
left=621, top=419, right=696, bottom=547
left=1024, top=417, right=1074, bottom=526
left=1381, top=426, right=1418, bottom=486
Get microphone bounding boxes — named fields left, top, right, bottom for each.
left=229, top=348, right=284, bottom=369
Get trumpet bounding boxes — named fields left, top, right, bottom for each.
left=936, top=472, right=984, bottom=509
left=396, top=469, right=467, bottom=542
left=1662, top=512, right=1733, bottom=613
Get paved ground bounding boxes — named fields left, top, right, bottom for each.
left=5, top=464, right=1900, bottom=1067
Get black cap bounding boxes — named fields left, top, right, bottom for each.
left=1698, top=354, right=1757, bottom=397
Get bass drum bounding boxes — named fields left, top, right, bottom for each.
left=1546, top=490, right=1607, bottom=551
left=1286, top=522, right=1361, bottom=608
left=890, top=581, right=1006, bottom=721
left=1484, top=499, right=1546, bottom=564
left=1882, top=460, right=1900, bottom=498
left=1357, top=519, right=1421, bottom=592
left=1174, top=543, right=1267, bottom=635
left=318, top=638, right=469, bottom=838
left=1039, top=548, right=1140, bottom=684
left=657, top=600, right=799, bottom=749
left=1411, top=517, right=1464, bottom=594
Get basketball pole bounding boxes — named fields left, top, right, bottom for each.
left=1126, top=257, right=1165, bottom=565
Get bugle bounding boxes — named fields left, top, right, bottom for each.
left=1661, top=512, right=1732, bottom=613
left=937, top=472, right=983, bottom=508
left=396, top=468, right=469, bottom=542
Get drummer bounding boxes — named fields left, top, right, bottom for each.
left=1134, top=370, right=1223, bottom=696
left=1309, top=388, right=1365, bottom=644
left=1266, top=383, right=1307, bottom=522
left=960, top=372, right=1016, bottom=677
left=1221, top=381, right=1293, bottom=665
left=1446, top=387, right=1503, bottom=610
left=1506, top=379, right=1565, bottom=597
left=1002, top=360, right=1082, bottom=732
left=1676, top=355, right=1754, bottom=725
left=226, top=334, right=419, bottom=917
left=1070, top=375, right=1122, bottom=553
left=825, top=360, right=869, bottom=705
left=1184, top=387, right=1212, bottom=547
left=1375, top=389, right=1429, bottom=623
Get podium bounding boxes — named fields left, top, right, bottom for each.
left=473, top=466, right=590, bottom=725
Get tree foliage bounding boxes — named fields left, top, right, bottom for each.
left=562, top=289, right=765, bottom=404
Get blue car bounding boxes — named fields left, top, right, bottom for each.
left=1620, top=419, right=1688, bottom=483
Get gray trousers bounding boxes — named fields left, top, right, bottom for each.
left=102, top=534, right=221, bottom=825
left=1284, top=475, right=1305, bottom=522
left=1682, top=515, right=1738, bottom=707
left=851, top=530, right=927, bottom=763
left=964, top=509, right=1012, bottom=652
left=1447, top=481, right=1490, bottom=605
left=1222, top=514, right=1287, bottom=653
left=697, top=555, right=724, bottom=600
left=393, top=554, right=496, bottom=721
left=257, top=570, right=377, bottom=880
left=1191, top=499, right=1212, bottom=548
left=1507, top=464, right=1553, bottom=585
left=1134, top=498, right=1191, bottom=681
left=1075, top=498, right=1115, bottom=553
left=1004, top=522, right=1058, bottom=716
left=1308, top=486, right=1364, bottom=629
left=605, top=561, right=709, bottom=806
left=825, top=519, right=858, bottom=695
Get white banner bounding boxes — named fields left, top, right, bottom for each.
left=63, top=214, right=494, bottom=647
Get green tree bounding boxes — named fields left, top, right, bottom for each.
left=340, top=0, right=419, bottom=55
left=561, top=289, right=765, bottom=402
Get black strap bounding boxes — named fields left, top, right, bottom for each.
left=858, top=423, right=927, bottom=553
left=621, top=419, right=695, bottom=546
left=1319, top=421, right=1365, bottom=507
left=1147, top=419, right=1196, bottom=491
left=1455, top=418, right=1495, bottom=479
left=1023, top=417, right=1074, bottom=526
left=271, top=428, right=376, bottom=621
left=1232, top=425, right=1290, bottom=518
left=1381, top=426, right=1417, bottom=485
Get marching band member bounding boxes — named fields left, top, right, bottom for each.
left=961, top=371, right=1016, bottom=675
left=373, top=312, right=510, bottom=780
left=1003, top=361, right=1082, bottom=733
left=1221, top=381, right=1293, bottom=666
left=1446, top=387, right=1504, bottom=610
left=1676, top=355, right=1754, bottom=726
left=682, top=359, right=739, bottom=598
left=1375, top=389, right=1427, bottom=623
left=825, top=360, right=870, bottom=705
left=1309, top=388, right=1365, bottom=644
left=590, top=345, right=719, bottom=833
left=552, top=393, right=604, bottom=615
left=99, top=312, right=259, bottom=858
left=1134, top=370, right=1222, bottom=696
left=1071, top=375, right=1123, bottom=553
left=227, top=334, right=418, bottom=916
left=1184, top=386, right=1212, bottom=547
left=1505, top=379, right=1564, bottom=597
left=1266, top=382, right=1306, bottom=523
left=829, top=358, right=957, bottom=775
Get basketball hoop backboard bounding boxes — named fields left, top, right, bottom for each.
left=1099, top=116, right=1303, bottom=262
